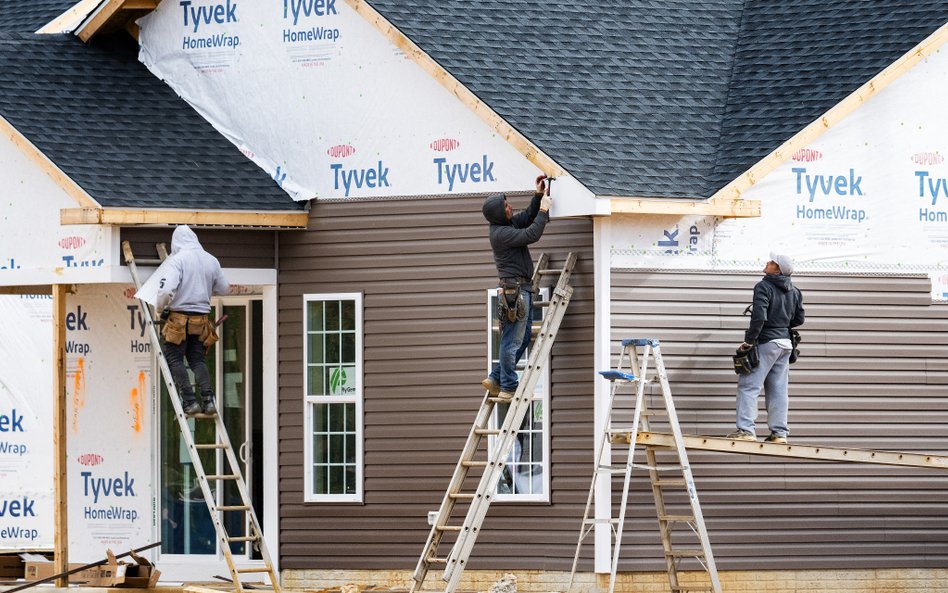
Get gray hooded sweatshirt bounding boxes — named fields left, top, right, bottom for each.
left=482, top=193, right=549, bottom=287
left=147, top=226, right=229, bottom=313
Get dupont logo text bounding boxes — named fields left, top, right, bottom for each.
left=912, top=152, right=944, bottom=166
left=77, top=453, right=105, bottom=467
left=327, top=144, right=356, bottom=158
left=430, top=138, right=460, bottom=152
left=58, top=236, right=86, bottom=250
left=791, top=148, right=822, bottom=162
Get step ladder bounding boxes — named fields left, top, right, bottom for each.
left=411, top=252, right=577, bottom=593
left=122, top=241, right=280, bottom=593
left=568, top=338, right=720, bottom=593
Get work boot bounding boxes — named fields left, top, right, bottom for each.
left=481, top=377, right=500, bottom=396
left=202, top=397, right=217, bottom=416
left=764, top=432, right=788, bottom=444
left=496, top=391, right=515, bottom=401
left=725, top=429, right=756, bottom=441
left=182, top=400, right=201, bottom=417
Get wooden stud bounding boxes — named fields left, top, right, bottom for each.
left=77, top=0, right=125, bottom=42
left=344, top=0, right=565, bottom=178
left=52, top=284, right=69, bottom=587
left=609, top=197, right=761, bottom=218
left=635, top=432, right=948, bottom=471
left=708, top=22, right=948, bottom=203
left=0, top=115, right=100, bottom=209
left=60, top=207, right=310, bottom=228
left=0, top=285, right=54, bottom=295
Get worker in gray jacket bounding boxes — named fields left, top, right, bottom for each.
left=481, top=176, right=552, bottom=400
left=727, top=253, right=804, bottom=443
left=137, top=225, right=230, bottom=417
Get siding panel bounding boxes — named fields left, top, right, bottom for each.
left=278, top=196, right=594, bottom=571
left=120, top=227, right=277, bottom=268
left=611, top=270, right=948, bottom=571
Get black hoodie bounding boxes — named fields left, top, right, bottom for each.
left=482, top=192, right=549, bottom=286
left=745, top=274, right=805, bottom=344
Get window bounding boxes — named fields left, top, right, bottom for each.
left=487, top=288, right=551, bottom=502
left=303, top=294, right=363, bottom=502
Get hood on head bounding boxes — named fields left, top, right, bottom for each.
left=764, top=273, right=793, bottom=292
left=482, top=193, right=509, bottom=225
left=171, top=225, right=202, bottom=254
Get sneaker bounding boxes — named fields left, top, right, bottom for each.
left=725, top=429, right=756, bottom=441
left=182, top=400, right=202, bottom=417
left=496, top=390, right=515, bottom=401
left=202, top=398, right=217, bottom=416
left=765, top=433, right=788, bottom=444
left=481, top=377, right=500, bottom=396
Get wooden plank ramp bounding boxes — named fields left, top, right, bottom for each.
left=620, top=432, right=948, bottom=470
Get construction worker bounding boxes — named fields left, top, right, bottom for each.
left=137, top=225, right=229, bottom=417
left=481, top=176, right=552, bottom=400
left=727, top=252, right=805, bottom=443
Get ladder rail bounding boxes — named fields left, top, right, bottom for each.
left=122, top=242, right=280, bottom=593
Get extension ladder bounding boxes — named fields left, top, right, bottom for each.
left=411, top=252, right=577, bottom=593
left=569, top=338, right=720, bottom=593
left=122, top=241, right=280, bottom=593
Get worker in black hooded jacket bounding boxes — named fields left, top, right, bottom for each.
left=481, top=176, right=552, bottom=400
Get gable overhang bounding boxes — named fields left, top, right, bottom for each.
left=708, top=20, right=948, bottom=204
left=37, top=0, right=105, bottom=34
left=60, top=207, right=310, bottom=228
left=606, top=195, right=761, bottom=218
left=77, top=0, right=159, bottom=42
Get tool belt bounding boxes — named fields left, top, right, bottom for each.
left=497, top=278, right=527, bottom=323
left=162, top=312, right=219, bottom=348
left=732, top=344, right=759, bottom=375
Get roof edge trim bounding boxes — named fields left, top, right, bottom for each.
left=37, top=0, right=104, bottom=34
left=347, top=0, right=566, bottom=178
left=608, top=197, right=760, bottom=218
left=709, top=21, right=948, bottom=203
left=61, top=207, right=309, bottom=228
left=0, top=115, right=101, bottom=210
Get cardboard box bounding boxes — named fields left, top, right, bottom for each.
left=23, top=550, right=159, bottom=588
left=0, top=555, right=26, bottom=579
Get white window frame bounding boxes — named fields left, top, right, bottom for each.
left=302, top=292, right=364, bottom=503
left=486, top=287, right=551, bottom=503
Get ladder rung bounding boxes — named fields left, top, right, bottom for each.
left=425, top=556, right=448, bottom=564
left=236, top=567, right=273, bottom=574
left=654, top=479, right=687, bottom=487
left=596, top=465, right=628, bottom=475
left=666, top=549, right=706, bottom=558
left=474, top=428, right=501, bottom=436
left=538, top=268, right=564, bottom=275
left=206, top=474, right=239, bottom=481
left=632, top=463, right=682, bottom=472
left=532, top=301, right=551, bottom=308
left=228, top=535, right=260, bottom=543
left=449, top=493, right=476, bottom=500
left=195, top=443, right=227, bottom=449
left=583, top=518, right=619, bottom=525
left=658, top=514, right=695, bottom=522
left=217, top=505, right=250, bottom=511
left=461, top=461, right=487, bottom=468
left=435, top=525, right=463, bottom=532
left=671, top=588, right=715, bottom=593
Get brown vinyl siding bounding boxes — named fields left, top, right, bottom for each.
left=120, top=228, right=277, bottom=268
left=611, top=270, right=948, bottom=571
left=278, top=195, right=595, bottom=570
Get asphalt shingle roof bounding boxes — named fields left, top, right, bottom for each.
left=0, top=33, right=302, bottom=211
left=366, top=0, right=948, bottom=199
left=0, top=1, right=75, bottom=33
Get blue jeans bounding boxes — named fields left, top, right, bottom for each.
left=163, top=334, right=213, bottom=405
left=735, top=341, right=791, bottom=437
left=489, top=288, right=534, bottom=392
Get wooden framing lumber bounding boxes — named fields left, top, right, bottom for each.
left=51, top=284, right=69, bottom=586
left=708, top=22, right=948, bottom=203
left=0, top=115, right=100, bottom=209
left=0, top=285, right=54, bottom=295
left=608, top=196, right=761, bottom=218
left=61, top=207, right=310, bottom=228
left=345, top=0, right=565, bottom=179
left=36, top=0, right=103, bottom=34
left=630, top=431, right=948, bottom=471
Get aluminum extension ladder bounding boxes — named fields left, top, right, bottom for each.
left=411, top=252, right=577, bottom=593
left=122, top=241, right=280, bottom=593
left=569, top=338, right=721, bottom=593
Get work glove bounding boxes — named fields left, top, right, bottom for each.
left=540, top=193, right=552, bottom=213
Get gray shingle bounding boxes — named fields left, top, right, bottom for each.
left=366, top=0, right=948, bottom=199
left=0, top=33, right=302, bottom=211
left=0, top=1, right=75, bottom=33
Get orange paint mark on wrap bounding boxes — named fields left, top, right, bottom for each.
left=130, top=371, right=145, bottom=433
left=71, top=357, right=86, bottom=433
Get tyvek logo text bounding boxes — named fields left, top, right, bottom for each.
left=433, top=155, right=496, bottom=192
left=792, top=166, right=867, bottom=223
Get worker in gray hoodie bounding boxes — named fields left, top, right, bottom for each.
left=481, top=176, right=552, bottom=400
left=137, top=225, right=230, bottom=417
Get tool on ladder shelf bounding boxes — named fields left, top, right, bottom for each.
left=410, top=252, right=577, bottom=593
left=122, top=241, right=280, bottom=593
left=568, top=338, right=721, bottom=593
